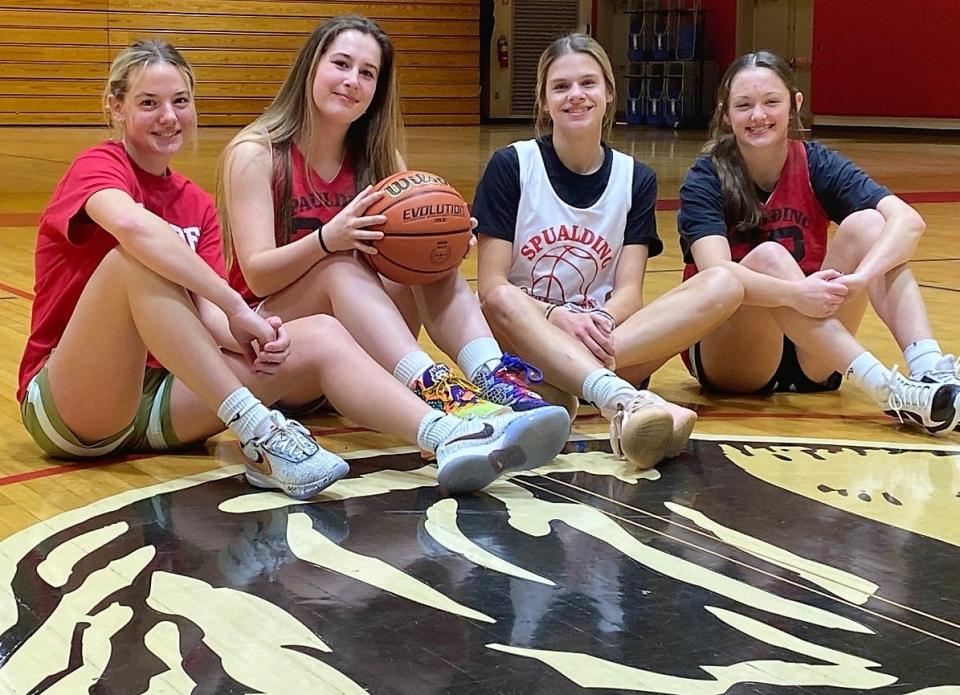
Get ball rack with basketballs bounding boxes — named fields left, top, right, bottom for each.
left=623, top=0, right=716, bottom=128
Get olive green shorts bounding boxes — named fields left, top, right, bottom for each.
left=20, top=365, right=182, bottom=459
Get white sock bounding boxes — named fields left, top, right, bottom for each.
left=416, top=410, right=461, bottom=457
left=582, top=368, right=637, bottom=416
left=904, top=339, right=943, bottom=377
left=217, top=387, right=271, bottom=443
left=844, top=352, right=892, bottom=404
left=458, top=337, right=504, bottom=381
left=393, top=350, right=435, bottom=388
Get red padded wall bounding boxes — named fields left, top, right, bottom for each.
left=812, top=0, right=960, bottom=118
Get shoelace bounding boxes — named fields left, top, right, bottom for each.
left=495, top=354, right=544, bottom=384
left=610, top=404, right=626, bottom=459
left=430, top=370, right=483, bottom=403
left=884, top=366, right=931, bottom=423
left=257, top=412, right=315, bottom=460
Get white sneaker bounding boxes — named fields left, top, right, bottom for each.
left=917, top=354, right=960, bottom=387
left=240, top=411, right=349, bottom=499
left=882, top=367, right=960, bottom=435
left=606, top=391, right=678, bottom=470
left=435, top=405, right=571, bottom=494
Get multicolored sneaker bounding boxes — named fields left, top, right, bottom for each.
left=882, top=367, right=960, bottom=435
left=240, top=411, right=350, bottom=499
left=473, top=354, right=555, bottom=412
left=435, top=406, right=572, bottom=493
left=413, top=363, right=507, bottom=419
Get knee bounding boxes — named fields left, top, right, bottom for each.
left=297, top=314, right=356, bottom=361
left=740, top=241, right=801, bottom=278
left=101, top=245, right=142, bottom=277
left=697, top=266, right=744, bottom=314
left=480, top=283, right=525, bottom=321
left=829, top=209, right=886, bottom=268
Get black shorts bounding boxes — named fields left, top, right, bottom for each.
left=684, top=336, right=842, bottom=394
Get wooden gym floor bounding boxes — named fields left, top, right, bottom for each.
left=0, top=124, right=958, bottom=693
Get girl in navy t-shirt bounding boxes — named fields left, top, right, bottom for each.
left=677, top=51, right=960, bottom=435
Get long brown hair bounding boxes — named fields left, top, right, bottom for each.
left=219, top=14, right=403, bottom=265
left=705, top=51, right=803, bottom=233
left=534, top=33, right=617, bottom=141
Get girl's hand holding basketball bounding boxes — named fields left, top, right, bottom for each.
left=789, top=269, right=848, bottom=318
left=550, top=307, right=616, bottom=366
left=462, top=217, right=479, bottom=258
left=321, top=185, right=387, bottom=255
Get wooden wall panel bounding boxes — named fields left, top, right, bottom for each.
left=0, top=1, right=479, bottom=126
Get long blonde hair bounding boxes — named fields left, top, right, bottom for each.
left=103, top=39, right=197, bottom=140
left=534, top=33, right=617, bottom=141
left=219, top=14, right=404, bottom=265
left=705, top=51, right=803, bottom=234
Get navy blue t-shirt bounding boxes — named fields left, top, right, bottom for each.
left=473, top=136, right=663, bottom=257
left=677, top=139, right=890, bottom=261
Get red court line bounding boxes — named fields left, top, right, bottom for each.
left=655, top=199, right=680, bottom=211
left=899, top=191, right=960, bottom=204
left=0, top=461, right=108, bottom=487
left=0, top=450, right=194, bottom=488
left=657, top=192, right=960, bottom=210
left=0, top=281, right=34, bottom=301
left=0, top=212, right=39, bottom=227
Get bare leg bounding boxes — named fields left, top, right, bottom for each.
left=612, top=265, right=744, bottom=379
left=169, top=314, right=434, bottom=444
left=259, top=253, right=423, bottom=371
left=481, top=283, right=603, bottom=395
left=822, top=209, right=933, bottom=349
left=380, top=277, right=423, bottom=339
left=482, top=266, right=742, bottom=390
left=46, top=248, right=249, bottom=442
left=412, top=270, right=495, bottom=358
left=699, top=242, right=866, bottom=389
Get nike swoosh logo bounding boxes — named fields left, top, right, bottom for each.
left=446, top=423, right=495, bottom=444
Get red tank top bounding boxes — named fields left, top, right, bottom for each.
left=228, top=144, right=355, bottom=303
left=684, top=139, right=829, bottom=280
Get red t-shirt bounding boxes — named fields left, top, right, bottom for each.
left=228, top=144, right=355, bottom=304
left=17, top=140, right=225, bottom=402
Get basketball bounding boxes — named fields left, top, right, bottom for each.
left=364, top=170, right=473, bottom=285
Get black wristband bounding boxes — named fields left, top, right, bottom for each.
left=317, top=226, right=332, bottom=255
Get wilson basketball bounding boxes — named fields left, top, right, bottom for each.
left=365, top=171, right=473, bottom=285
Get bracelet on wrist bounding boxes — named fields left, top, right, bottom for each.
left=543, top=303, right=559, bottom=321
left=594, top=308, right=617, bottom=329
left=317, top=226, right=332, bottom=255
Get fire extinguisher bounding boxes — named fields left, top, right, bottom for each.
left=497, top=35, right=509, bottom=68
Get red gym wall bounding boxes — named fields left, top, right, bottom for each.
left=700, top=0, right=736, bottom=74
left=812, top=0, right=960, bottom=118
